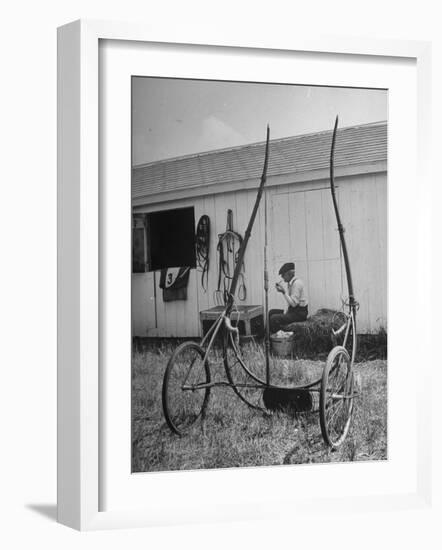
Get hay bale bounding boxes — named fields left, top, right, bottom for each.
left=280, top=308, right=387, bottom=360
left=282, top=308, right=341, bottom=356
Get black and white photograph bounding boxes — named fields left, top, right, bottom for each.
left=131, top=77, right=388, bottom=473
left=4, top=0, right=439, bottom=541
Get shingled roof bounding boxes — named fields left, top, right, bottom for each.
left=132, top=121, right=387, bottom=200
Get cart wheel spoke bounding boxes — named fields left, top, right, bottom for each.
left=162, top=342, right=211, bottom=435
left=320, top=346, right=354, bottom=448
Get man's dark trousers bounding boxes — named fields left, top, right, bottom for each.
left=268, top=306, right=308, bottom=333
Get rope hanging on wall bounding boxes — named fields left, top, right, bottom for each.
left=217, top=209, right=247, bottom=303
left=195, top=215, right=211, bottom=292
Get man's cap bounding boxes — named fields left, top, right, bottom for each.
left=279, top=262, right=295, bottom=276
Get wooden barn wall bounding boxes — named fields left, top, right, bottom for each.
left=132, top=172, right=387, bottom=337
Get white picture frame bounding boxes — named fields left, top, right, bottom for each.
left=57, top=19, right=432, bottom=531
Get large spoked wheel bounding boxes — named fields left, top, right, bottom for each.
left=162, top=342, right=211, bottom=435
left=320, top=346, right=354, bottom=448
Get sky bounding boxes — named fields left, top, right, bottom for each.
left=132, top=77, right=387, bottom=166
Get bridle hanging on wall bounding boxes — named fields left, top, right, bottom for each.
left=195, top=215, right=211, bottom=292
left=216, top=209, right=247, bottom=303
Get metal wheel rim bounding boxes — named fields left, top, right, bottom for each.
left=320, top=346, right=354, bottom=448
left=162, top=342, right=211, bottom=435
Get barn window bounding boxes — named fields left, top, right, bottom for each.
left=132, top=214, right=148, bottom=273
left=147, top=207, right=196, bottom=271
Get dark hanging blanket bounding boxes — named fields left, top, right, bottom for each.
left=159, top=267, right=191, bottom=302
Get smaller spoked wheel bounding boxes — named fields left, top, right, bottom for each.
left=320, top=346, right=354, bottom=448
left=162, top=342, right=211, bottom=436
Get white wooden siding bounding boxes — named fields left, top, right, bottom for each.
left=268, top=187, right=343, bottom=319
left=132, top=173, right=387, bottom=336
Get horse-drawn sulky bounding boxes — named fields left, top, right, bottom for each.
left=162, top=117, right=359, bottom=449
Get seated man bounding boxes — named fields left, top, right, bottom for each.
left=269, top=262, right=308, bottom=334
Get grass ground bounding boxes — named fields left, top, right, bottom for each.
left=132, top=341, right=387, bottom=472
